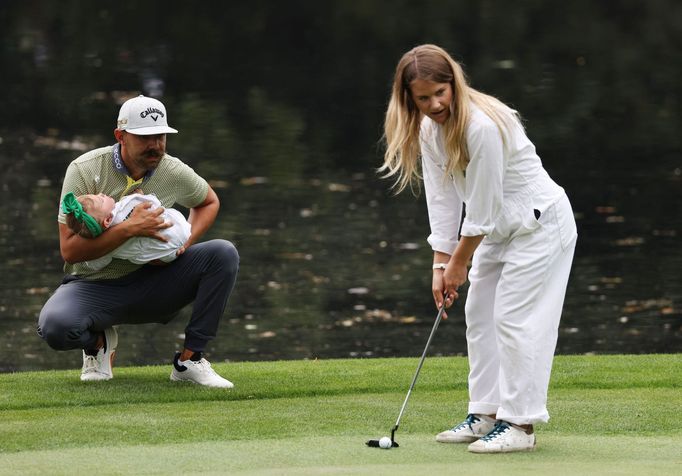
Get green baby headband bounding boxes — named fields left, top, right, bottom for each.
left=61, top=192, right=103, bottom=238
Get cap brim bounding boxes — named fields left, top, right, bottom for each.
left=124, top=126, right=178, bottom=135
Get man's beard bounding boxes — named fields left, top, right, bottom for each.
left=136, top=149, right=164, bottom=169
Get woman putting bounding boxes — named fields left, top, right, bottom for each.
left=380, top=44, right=577, bottom=453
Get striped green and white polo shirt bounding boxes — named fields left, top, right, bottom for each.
left=58, top=143, right=209, bottom=280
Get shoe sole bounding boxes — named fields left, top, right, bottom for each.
left=468, top=445, right=536, bottom=453
left=436, top=436, right=479, bottom=443
left=170, top=371, right=234, bottom=388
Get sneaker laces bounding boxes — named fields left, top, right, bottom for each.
left=452, top=413, right=480, bottom=432
left=82, top=355, right=99, bottom=373
left=192, top=358, right=218, bottom=375
left=481, top=421, right=511, bottom=442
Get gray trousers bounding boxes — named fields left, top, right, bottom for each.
left=37, top=240, right=239, bottom=353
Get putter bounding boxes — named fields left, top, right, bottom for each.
left=366, top=299, right=448, bottom=448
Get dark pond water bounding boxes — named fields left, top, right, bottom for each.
left=1, top=1, right=680, bottom=372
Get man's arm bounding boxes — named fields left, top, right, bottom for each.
left=59, top=202, right=171, bottom=264
left=179, top=185, right=220, bottom=253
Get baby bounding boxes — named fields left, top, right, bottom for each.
left=62, top=191, right=191, bottom=270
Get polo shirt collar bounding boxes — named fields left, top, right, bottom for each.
left=112, top=143, right=155, bottom=180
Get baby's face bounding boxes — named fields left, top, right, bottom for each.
left=82, top=193, right=116, bottom=224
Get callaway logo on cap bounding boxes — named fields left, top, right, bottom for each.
left=116, top=95, right=179, bottom=135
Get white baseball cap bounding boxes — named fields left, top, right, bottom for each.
left=116, top=95, right=178, bottom=135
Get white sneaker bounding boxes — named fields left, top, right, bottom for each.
left=170, top=352, right=234, bottom=389
left=436, top=414, right=496, bottom=443
left=467, top=421, right=536, bottom=453
left=81, top=327, right=118, bottom=382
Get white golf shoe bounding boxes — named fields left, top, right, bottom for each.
left=81, top=327, right=118, bottom=381
left=170, top=352, right=234, bottom=389
left=436, top=413, right=496, bottom=443
left=467, top=421, right=536, bottom=453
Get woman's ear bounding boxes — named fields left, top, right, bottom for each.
left=103, top=214, right=114, bottom=229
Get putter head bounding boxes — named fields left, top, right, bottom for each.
left=365, top=439, right=400, bottom=448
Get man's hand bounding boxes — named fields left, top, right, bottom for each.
left=123, top=202, right=172, bottom=241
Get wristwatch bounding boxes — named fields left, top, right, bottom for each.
left=432, top=263, right=447, bottom=270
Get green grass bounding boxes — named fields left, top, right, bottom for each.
left=0, top=355, right=680, bottom=475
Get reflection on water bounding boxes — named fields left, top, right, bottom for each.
left=0, top=1, right=680, bottom=371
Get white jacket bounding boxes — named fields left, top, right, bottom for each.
left=420, top=105, right=564, bottom=254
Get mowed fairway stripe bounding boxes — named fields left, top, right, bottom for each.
left=0, top=434, right=679, bottom=475
left=1, top=355, right=680, bottom=474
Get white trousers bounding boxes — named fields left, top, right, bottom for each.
left=465, top=194, right=577, bottom=425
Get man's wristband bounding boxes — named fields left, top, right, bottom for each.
left=432, top=263, right=447, bottom=270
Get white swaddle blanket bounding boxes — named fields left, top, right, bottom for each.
left=84, top=194, right=191, bottom=271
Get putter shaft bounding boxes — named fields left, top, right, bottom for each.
left=392, top=302, right=447, bottom=432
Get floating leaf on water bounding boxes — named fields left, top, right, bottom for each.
left=399, top=316, right=417, bottom=324
left=661, top=307, right=675, bottom=315
left=209, top=180, right=229, bottom=189
left=328, top=183, right=351, bottom=192
left=258, top=331, right=276, bottom=338
left=245, top=324, right=258, bottom=330
left=621, top=298, right=673, bottom=314
left=365, top=309, right=392, bottom=321
left=310, top=275, right=329, bottom=284
left=399, top=242, right=419, bottom=250
left=614, top=237, right=645, bottom=246
left=267, top=281, right=282, bottom=290
left=619, top=316, right=629, bottom=323
left=605, top=216, right=625, bottom=223
left=595, top=206, right=617, bottom=214
left=240, top=176, right=268, bottom=186
left=25, top=287, right=49, bottom=295
left=280, top=252, right=313, bottom=260
left=652, top=229, right=677, bottom=237
left=348, top=287, right=369, bottom=295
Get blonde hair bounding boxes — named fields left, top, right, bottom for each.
left=65, top=196, right=98, bottom=238
left=380, top=44, right=520, bottom=193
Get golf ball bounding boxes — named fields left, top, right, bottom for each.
left=379, top=436, right=392, bottom=449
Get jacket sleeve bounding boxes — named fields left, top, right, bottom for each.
left=421, top=141, right=463, bottom=255
left=460, top=119, right=504, bottom=237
